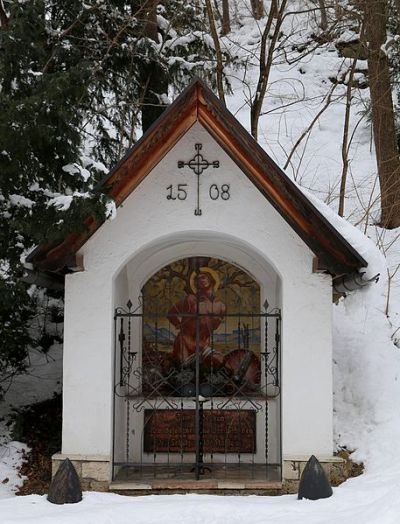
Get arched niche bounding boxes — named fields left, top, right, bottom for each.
left=112, top=239, right=282, bottom=479
left=112, top=231, right=282, bottom=318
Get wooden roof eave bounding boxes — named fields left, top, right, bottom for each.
left=196, top=88, right=367, bottom=275
left=27, top=79, right=367, bottom=276
left=26, top=85, right=200, bottom=273
left=106, top=91, right=199, bottom=204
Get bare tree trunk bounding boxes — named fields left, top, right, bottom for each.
left=205, top=0, right=226, bottom=105
left=364, top=0, right=400, bottom=228
left=338, top=58, right=358, bottom=217
left=138, top=0, right=168, bottom=133
left=250, top=0, right=287, bottom=140
left=318, top=0, right=328, bottom=30
left=250, top=0, right=264, bottom=20
left=338, top=21, right=366, bottom=216
left=221, top=0, right=231, bottom=36
left=142, top=0, right=158, bottom=41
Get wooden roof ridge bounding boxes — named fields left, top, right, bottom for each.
left=27, top=77, right=367, bottom=275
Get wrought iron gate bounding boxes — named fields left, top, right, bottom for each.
left=112, top=258, right=281, bottom=483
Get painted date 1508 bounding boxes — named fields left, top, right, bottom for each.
left=166, top=183, right=230, bottom=201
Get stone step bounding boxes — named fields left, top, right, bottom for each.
left=109, top=479, right=283, bottom=492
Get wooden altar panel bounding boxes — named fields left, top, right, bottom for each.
left=143, top=409, right=256, bottom=453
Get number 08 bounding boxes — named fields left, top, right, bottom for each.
left=209, top=184, right=230, bottom=201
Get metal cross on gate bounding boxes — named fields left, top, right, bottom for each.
left=178, top=143, right=219, bottom=215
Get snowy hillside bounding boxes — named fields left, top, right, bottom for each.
left=221, top=2, right=400, bottom=477
left=1, top=0, right=400, bottom=522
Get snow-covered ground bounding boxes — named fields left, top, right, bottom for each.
left=0, top=442, right=29, bottom=500
left=2, top=477, right=400, bottom=524
left=2, top=1, right=400, bottom=522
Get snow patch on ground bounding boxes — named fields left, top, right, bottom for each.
left=0, top=442, right=28, bottom=500
left=0, top=345, right=62, bottom=496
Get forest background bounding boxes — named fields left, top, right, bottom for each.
left=1, top=0, right=400, bottom=428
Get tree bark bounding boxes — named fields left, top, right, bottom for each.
left=250, top=0, right=264, bottom=20
left=338, top=20, right=366, bottom=217
left=364, top=0, right=400, bottom=228
left=250, top=0, right=286, bottom=140
left=338, top=58, right=358, bottom=217
left=138, top=0, right=168, bottom=133
left=318, top=0, right=328, bottom=30
left=221, top=0, right=231, bottom=36
left=205, top=0, right=226, bottom=105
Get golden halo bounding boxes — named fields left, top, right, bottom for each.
left=190, top=267, right=220, bottom=294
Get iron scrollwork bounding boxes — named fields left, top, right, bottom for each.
left=112, top=258, right=282, bottom=484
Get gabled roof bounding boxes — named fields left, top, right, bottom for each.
left=27, top=78, right=367, bottom=276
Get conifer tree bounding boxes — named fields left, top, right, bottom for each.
left=0, top=0, right=229, bottom=392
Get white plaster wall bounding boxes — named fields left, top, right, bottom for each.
left=113, top=267, right=129, bottom=465
left=62, top=122, right=333, bottom=463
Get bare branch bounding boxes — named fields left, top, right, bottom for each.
left=283, top=82, right=340, bottom=171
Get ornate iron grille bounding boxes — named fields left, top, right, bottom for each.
left=112, top=258, right=281, bottom=484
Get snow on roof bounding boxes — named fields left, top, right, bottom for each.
left=303, top=187, right=385, bottom=281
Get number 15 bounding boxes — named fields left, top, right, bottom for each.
left=166, top=184, right=188, bottom=200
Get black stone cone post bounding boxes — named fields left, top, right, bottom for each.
left=48, top=458, right=82, bottom=504
left=297, top=455, right=333, bottom=500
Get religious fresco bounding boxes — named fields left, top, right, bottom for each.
left=142, top=257, right=262, bottom=397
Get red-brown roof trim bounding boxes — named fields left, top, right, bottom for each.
left=27, top=78, right=367, bottom=275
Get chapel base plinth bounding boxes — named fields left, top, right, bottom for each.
left=51, top=454, right=349, bottom=494
left=282, top=455, right=347, bottom=493
left=52, top=454, right=110, bottom=492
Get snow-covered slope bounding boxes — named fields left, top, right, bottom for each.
left=222, top=0, right=400, bottom=476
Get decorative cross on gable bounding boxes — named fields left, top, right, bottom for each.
left=178, top=143, right=220, bottom=216
left=178, top=143, right=220, bottom=175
